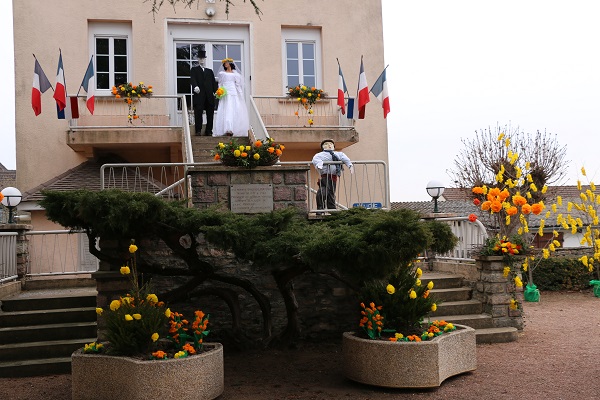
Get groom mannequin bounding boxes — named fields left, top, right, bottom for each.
left=190, top=50, right=218, bottom=136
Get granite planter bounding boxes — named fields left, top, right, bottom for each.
left=71, top=343, right=224, bottom=400
left=343, top=324, right=476, bottom=388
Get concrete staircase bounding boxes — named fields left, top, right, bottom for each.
left=191, top=135, right=250, bottom=162
left=0, top=285, right=98, bottom=377
left=423, top=272, right=519, bottom=344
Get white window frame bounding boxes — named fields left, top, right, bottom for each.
left=88, top=22, right=132, bottom=96
left=281, top=28, right=322, bottom=94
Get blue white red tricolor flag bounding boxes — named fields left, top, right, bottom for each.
left=356, top=57, right=370, bottom=119
left=370, top=67, right=390, bottom=118
left=31, top=57, right=53, bottom=116
left=337, top=62, right=348, bottom=115
left=53, top=50, right=67, bottom=112
left=80, top=56, right=95, bottom=115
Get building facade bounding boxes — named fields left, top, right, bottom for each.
left=13, top=0, right=388, bottom=225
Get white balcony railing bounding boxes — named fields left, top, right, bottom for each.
left=252, top=96, right=355, bottom=129
left=68, top=95, right=186, bottom=130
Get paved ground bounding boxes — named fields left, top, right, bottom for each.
left=1, top=290, right=599, bottom=399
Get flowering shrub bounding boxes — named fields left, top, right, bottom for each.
left=111, top=81, right=153, bottom=123
left=89, top=241, right=211, bottom=359
left=211, top=137, right=284, bottom=168
left=358, top=260, right=455, bottom=341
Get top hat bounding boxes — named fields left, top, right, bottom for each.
left=198, top=50, right=207, bottom=59
left=320, top=139, right=334, bottom=150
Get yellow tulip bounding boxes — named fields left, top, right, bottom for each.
left=386, top=284, right=395, bottom=294
left=109, top=300, right=121, bottom=311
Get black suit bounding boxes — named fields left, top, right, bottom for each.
left=190, top=65, right=218, bottom=135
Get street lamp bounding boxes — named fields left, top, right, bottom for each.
left=1, top=187, right=22, bottom=224
left=426, top=180, right=445, bottom=213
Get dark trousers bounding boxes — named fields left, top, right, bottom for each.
left=194, top=101, right=215, bottom=135
left=316, top=174, right=337, bottom=210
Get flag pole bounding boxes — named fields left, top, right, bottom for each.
left=77, top=55, right=93, bottom=96
left=33, top=53, right=55, bottom=91
left=60, top=49, right=69, bottom=96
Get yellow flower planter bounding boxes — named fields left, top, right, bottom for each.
left=343, top=325, right=476, bottom=388
left=71, top=343, right=223, bottom=400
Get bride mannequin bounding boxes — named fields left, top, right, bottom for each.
left=213, top=58, right=250, bottom=137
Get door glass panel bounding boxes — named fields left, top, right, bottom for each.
left=176, top=41, right=244, bottom=113
left=114, top=39, right=127, bottom=55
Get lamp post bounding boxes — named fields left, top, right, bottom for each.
left=426, top=180, right=445, bottom=213
left=1, top=187, right=22, bottom=224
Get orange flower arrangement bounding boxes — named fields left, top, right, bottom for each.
left=111, top=81, right=153, bottom=123
left=211, top=137, right=284, bottom=168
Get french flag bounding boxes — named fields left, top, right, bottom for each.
left=370, top=67, right=390, bottom=118
left=337, top=62, right=347, bottom=115
left=53, top=50, right=67, bottom=112
left=357, top=57, right=370, bottom=119
left=80, top=56, right=95, bottom=115
left=31, top=57, right=53, bottom=116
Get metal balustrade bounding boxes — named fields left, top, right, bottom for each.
left=0, top=232, right=17, bottom=283
left=25, top=230, right=98, bottom=276
left=434, top=216, right=489, bottom=260
left=68, top=95, right=185, bottom=129
left=252, top=96, right=355, bottom=128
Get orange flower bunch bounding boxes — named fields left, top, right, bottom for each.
left=359, top=302, right=384, bottom=339
left=111, top=81, right=153, bottom=123
left=492, top=239, right=522, bottom=255
left=168, top=309, right=210, bottom=354
left=212, top=137, right=284, bottom=168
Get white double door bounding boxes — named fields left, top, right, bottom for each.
left=168, top=24, right=250, bottom=124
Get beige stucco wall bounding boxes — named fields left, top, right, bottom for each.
left=13, top=0, right=387, bottom=194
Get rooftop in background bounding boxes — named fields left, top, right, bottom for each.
left=0, top=162, right=16, bottom=189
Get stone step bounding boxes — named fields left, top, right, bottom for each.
left=191, top=135, right=250, bottom=162
left=0, top=307, right=97, bottom=328
left=430, top=287, right=472, bottom=302
left=1, top=293, right=96, bottom=312
left=0, top=338, right=95, bottom=361
left=431, top=313, right=493, bottom=330
left=420, top=273, right=463, bottom=290
left=475, top=327, right=519, bottom=344
left=431, top=299, right=482, bottom=316
left=0, top=357, right=72, bottom=377
left=0, top=322, right=97, bottom=344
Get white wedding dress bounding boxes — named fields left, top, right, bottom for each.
left=213, top=70, right=250, bottom=137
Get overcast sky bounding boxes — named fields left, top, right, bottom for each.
left=2, top=1, right=599, bottom=202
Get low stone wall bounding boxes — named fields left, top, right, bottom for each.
left=189, top=164, right=310, bottom=212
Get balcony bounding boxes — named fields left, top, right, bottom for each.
left=65, top=94, right=358, bottom=163
left=252, top=96, right=358, bottom=151
left=66, top=95, right=187, bottom=162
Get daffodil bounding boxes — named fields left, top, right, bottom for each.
left=110, top=300, right=121, bottom=311
left=386, top=284, right=395, bottom=294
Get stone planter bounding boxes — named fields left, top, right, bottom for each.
left=71, top=343, right=224, bottom=400
left=343, top=325, right=476, bottom=388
